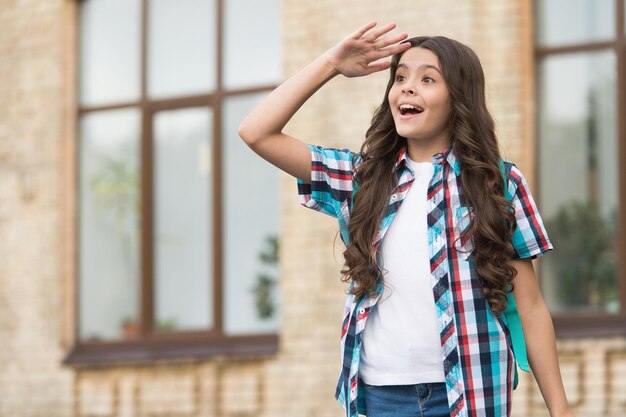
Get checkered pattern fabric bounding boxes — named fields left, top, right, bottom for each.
left=297, top=144, right=553, bottom=417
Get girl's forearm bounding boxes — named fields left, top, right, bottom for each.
left=238, top=54, right=339, bottom=145
left=523, top=301, right=572, bottom=417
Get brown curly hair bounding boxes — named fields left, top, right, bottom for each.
left=341, top=36, right=518, bottom=314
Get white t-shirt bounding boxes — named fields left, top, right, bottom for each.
left=359, top=158, right=445, bottom=385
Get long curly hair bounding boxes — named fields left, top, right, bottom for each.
left=341, top=36, right=518, bottom=315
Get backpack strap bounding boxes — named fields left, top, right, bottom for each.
left=499, top=160, right=530, bottom=390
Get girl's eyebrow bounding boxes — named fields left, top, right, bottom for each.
left=397, top=63, right=442, bottom=74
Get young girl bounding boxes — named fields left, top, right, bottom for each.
left=239, top=22, right=574, bottom=417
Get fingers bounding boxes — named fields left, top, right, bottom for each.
left=351, top=21, right=378, bottom=40
left=364, top=59, right=391, bottom=75
left=352, top=21, right=400, bottom=43
left=371, top=41, right=412, bottom=61
left=375, top=32, right=410, bottom=49
left=366, top=22, right=398, bottom=41
left=347, top=21, right=412, bottom=77
left=353, top=22, right=410, bottom=60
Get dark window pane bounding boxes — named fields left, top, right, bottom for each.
left=538, top=51, right=620, bottom=314
left=536, top=0, right=615, bottom=47
left=153, top=107, right=213, bottom=331
left=79, top=0, right=141, bottom=106
left=79, top=109, right=141, bottom=341
left=222, top=94, right=281, bottom=335
left=147, top=0, right=216, bottom=99
left=223, top=0, right=281, bottom=89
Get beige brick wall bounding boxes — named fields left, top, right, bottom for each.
left=0, top=0, right=74, bottom=415
left=0, top=0, right=624, bottom=416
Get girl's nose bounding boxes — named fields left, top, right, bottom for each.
left=402, top=86, right=416, bottom=95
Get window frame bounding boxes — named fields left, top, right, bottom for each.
left=534, top=0, right=626, bottom=337
left=64, top=0, right=279, bottom=366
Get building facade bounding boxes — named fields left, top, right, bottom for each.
left=0, top=0, right=624, bottom=416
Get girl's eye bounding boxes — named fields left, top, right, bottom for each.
left=395, top=75, right=405, bottom=82
left=422, top=76, right=434, bottom=83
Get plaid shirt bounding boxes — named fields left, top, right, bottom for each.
left=297, top=144, right=553, bottom=417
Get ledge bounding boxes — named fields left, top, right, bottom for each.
left=63, top=333, right=279, bottom=367
left=553, top=313, right=626, bottom=339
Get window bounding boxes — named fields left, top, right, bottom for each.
left=67, top=0, right=282, bottom=364
left=535, top=0, right=626, bottom=335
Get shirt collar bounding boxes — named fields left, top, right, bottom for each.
left=395, top=145, right=461, bottom=176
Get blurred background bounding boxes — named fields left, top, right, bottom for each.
left=0, top=0, right=624, bottom=416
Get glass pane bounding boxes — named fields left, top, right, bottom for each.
left=148, top=0, right=216, bottom=99
left=79, top=109, right=141, bottom=341
left=153, top=107, right=212, bottom=331
left=223, top=94, right=280, bottom=335
left=538, top=51, right=619, bottom=314
left=223, top=0, right=281, bottom=89
left=536, top=0, right=615, bottom=47
left=79, top=0, right=141, bottom=106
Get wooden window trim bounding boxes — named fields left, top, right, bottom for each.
left=66, top=0, right=280, bottom=366
left=534, top=0, right=626, bottom=338
left=552, top=314, right=626, bottom=339
left=63, top=334, right=279, bottom=366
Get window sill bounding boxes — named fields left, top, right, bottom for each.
left=63, top=333, right=279, bottom=367
left=553, top=313, right=626, bottom=338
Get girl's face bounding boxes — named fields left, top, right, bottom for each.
left=388, top=47, right=452, bottom=148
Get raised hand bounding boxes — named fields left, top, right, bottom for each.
left=324, top=22, right=412, bottom=78
left=239, top=22, right=412, bottom=181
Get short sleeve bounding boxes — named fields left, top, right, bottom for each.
left=297, top=144, right=357, bottom=219
left=506, top=163, right=554, bottom=260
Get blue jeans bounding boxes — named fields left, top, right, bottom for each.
left=361, top=382, right=449, bottom=417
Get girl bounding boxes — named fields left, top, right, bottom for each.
left=238, top=22, right=574, bottom=417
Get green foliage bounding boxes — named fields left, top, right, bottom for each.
left=259, top=236, right=278, bottom=264
left=89, top=156, right=139, bottom=239
left=251, top=235, right=279, bottom=319
left=545, top=201, right=618, bottom=310
left=156, top=317, right=179, bottom=331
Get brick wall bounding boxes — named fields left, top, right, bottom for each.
left=0, top=0, right=74, bottom=415
left=0, top=0, right=623, bottom=416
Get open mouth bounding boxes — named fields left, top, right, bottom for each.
left=399, top=104, right=424, bottom=116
